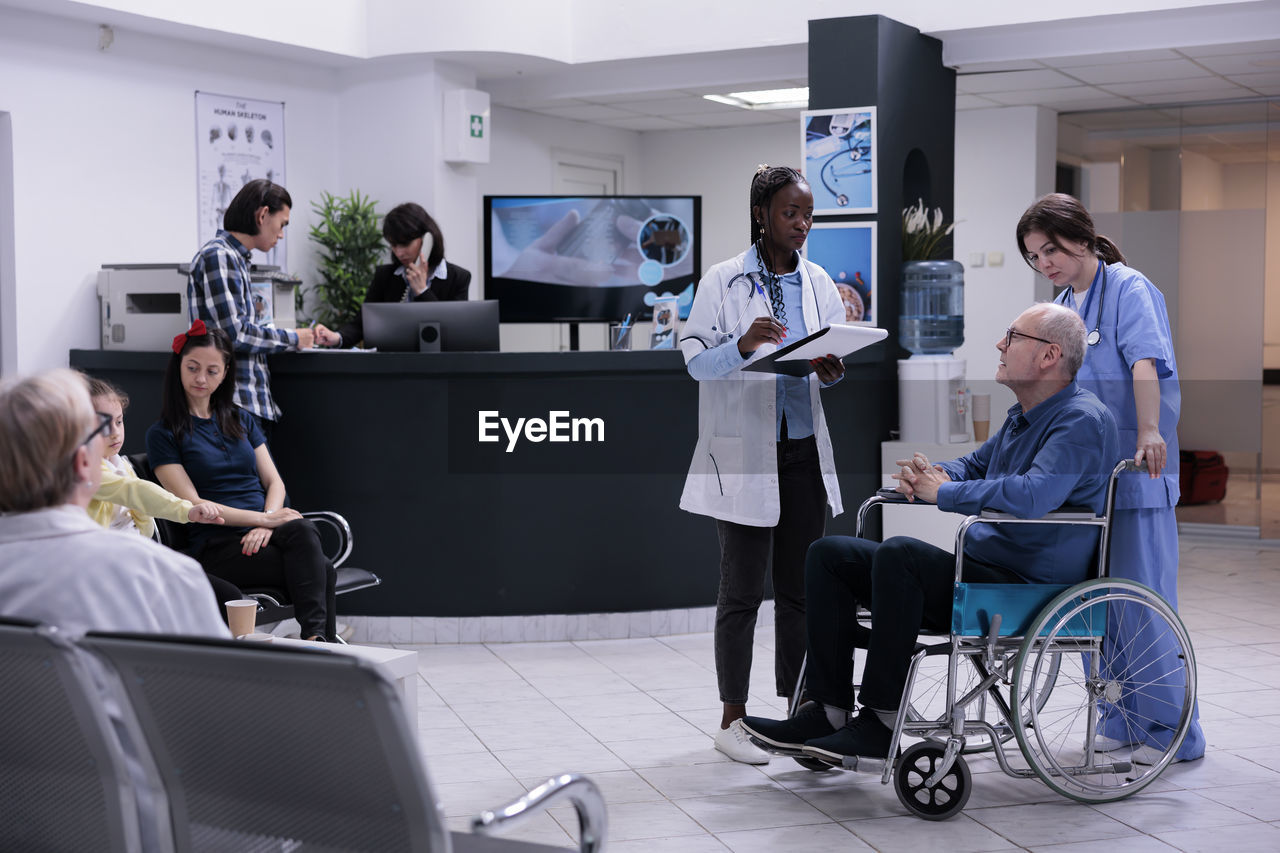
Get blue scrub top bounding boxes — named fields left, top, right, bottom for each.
left=1056, top=262, right=1180, bottom=509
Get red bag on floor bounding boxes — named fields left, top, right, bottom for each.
left=1178, top=450, right=1228, bottom=505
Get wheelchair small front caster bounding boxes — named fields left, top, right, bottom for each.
left=894, top=741, right=971, bottom=820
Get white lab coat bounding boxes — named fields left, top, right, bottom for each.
left=679, top=248, right=845, bottom=526
left=0, top=505, right=230, bottom=638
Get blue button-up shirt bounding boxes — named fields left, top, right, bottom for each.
left=188, top=230, right=299, bottom=421
left=936, top=382, right=1120, bottom=585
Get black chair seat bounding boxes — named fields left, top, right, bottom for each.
left=125, top=453, right=381, bottom=637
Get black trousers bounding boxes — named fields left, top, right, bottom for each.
left=714, top=435, right=827, bottom=705
left=805, top=536, right=1023, bottom=712
left=197, top=518, right=336, bottom=640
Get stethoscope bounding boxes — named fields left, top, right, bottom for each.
left=1064, top=261, right=1107, bottom=346
left=713, top=270, right=772, bottom=337
left=1085, top=263, right=1106, bottom=346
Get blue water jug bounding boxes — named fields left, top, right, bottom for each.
left=900, top=260, right=964, bottom=355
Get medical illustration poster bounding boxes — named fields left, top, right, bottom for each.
left=194, top=91, right=287, bottom=269
left=805, top=222, right=877, bottom=326
left=801, top=107, right=876, bottom=214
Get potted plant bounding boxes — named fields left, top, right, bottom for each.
left=306, top=190, right=383, bottom=329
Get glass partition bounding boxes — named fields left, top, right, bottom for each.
left=1060, top=99, right=1279, bottom=536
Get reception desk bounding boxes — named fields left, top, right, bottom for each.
left=70, top=349, right=890, bottom=617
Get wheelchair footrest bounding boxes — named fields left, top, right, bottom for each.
left=822, top=754, right=891, bottom=775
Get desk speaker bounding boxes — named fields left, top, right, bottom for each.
left=417, top=321, right=442, bottom=353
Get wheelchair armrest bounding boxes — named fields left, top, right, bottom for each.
left=300, top=510, right=353, bottom=568
left=471, top=773, right=606, bottom=853
left=977, top=506, right=1097, bottom=521
left=873, top=487, right=934, bottom=504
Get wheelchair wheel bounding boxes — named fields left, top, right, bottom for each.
left=1012, top=579, right=1196, bottom=803
left=894, top=741, right=972, bottom=820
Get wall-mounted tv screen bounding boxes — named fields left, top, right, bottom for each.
left=484, top=195, right=701, bottom=322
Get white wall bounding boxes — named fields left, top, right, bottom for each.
left=0, top=6, right=342, bottom=372
left=952, top=106, right=1056, bottom=421
left=0, top=112, right=15, bottom=374
left=636, top=121, right=795, bottom=274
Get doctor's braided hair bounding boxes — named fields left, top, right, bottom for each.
left=749, top=164, right=806, bottom=325
left=1016, top=193, right=1126, bottom=270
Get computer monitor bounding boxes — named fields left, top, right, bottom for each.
left=361, top=300, right=500, bottom=352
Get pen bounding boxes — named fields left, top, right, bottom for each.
left=754, top=279, right=781, bottom=327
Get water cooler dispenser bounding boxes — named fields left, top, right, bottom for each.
left=898, top=260, right=968, bottom=444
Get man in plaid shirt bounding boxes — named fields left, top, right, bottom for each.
left=188, top=180, right=339, bottom=437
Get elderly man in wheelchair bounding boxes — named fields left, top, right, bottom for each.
left=742, top=303, right=1198, bottom=818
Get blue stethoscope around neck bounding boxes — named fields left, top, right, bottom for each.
left=1075, top=261, right=1106, bottom=347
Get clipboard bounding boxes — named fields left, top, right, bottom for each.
left=743, top=324, right=889, bottom=376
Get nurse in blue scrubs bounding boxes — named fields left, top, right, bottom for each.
left=1016, top=193, right=1203, bottom=762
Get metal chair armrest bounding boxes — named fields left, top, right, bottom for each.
left=300, top=510, right=353, bottom=568
left=471, top=773, right=606, bottom=853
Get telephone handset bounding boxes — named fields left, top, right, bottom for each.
left=417, top=232, right=435, bottom=268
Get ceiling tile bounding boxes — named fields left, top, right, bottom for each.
left=537, top=104, right=641, bottom=121
left=984, top=86, right=1117, bottom=106
left=1229, top=71, right=1280, bottom=89
left=1099, top=77, right=1255, bottom=97
left=1131, top=86, right=1257, bottom=105
left=1193, top=51, right=1280, bottom=76
left=957, top=68, right=1080, bottom=94
left=581, top=89, right=698, bottom=104
left=1051, top=96, right=1153, bottom=113
left=596, top=115, right=698, bottom=131
left=1044, top=48, right=1184, bottom=68
left=680, top=109, right=796, bottom=128
left=615, top=96, right=741, bottom=116
left=955, top=94, right=1003, bottom=110
left=1178, top=39, right=1280, bottom=58
left=1067, top=58, right=1213, bottom=84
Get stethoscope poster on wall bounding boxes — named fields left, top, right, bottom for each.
left=801, top=106, right=876, bottom=214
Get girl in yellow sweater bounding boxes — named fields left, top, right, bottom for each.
left=86, top=378, right=223, bottom=535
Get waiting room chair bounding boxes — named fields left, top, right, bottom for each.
left=127, top=452, right=381, bottom=638
left=80, top=632, right=606, bottom=852
left=0, top=618, right=161, bottom=853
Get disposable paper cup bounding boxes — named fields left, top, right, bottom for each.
left=971, top=393, right=992, bottom=441
left=225, top=599, right=257, bottom=638
left=970, top=394, right=991, bottom=422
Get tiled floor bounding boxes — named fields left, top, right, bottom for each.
left=387, top=533, right=1280, bottom=852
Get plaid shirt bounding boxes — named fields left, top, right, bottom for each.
left=188, top=231, right=297, bottom=421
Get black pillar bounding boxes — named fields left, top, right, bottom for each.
left=808, top=14, right=956, bottom=435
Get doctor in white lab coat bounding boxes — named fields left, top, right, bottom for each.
left=679, top=165, right=847, bottom=764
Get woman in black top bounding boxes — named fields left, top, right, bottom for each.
left=336, top=202, right=472, bottom=347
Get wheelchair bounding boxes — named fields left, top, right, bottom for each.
left=751, top=460, right=1198, bottom=820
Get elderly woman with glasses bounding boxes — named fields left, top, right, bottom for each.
left=0, top=369, right=228, bottom=638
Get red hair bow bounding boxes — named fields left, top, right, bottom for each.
left=172, top=319, right=208, bottom=354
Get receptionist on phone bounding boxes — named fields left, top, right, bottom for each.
left=333, top=202, right=472, bottom=348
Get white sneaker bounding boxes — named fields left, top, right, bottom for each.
left=714, top=720, right=771, bottom=765
left=1092, top=733, right=1137, bottom=752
